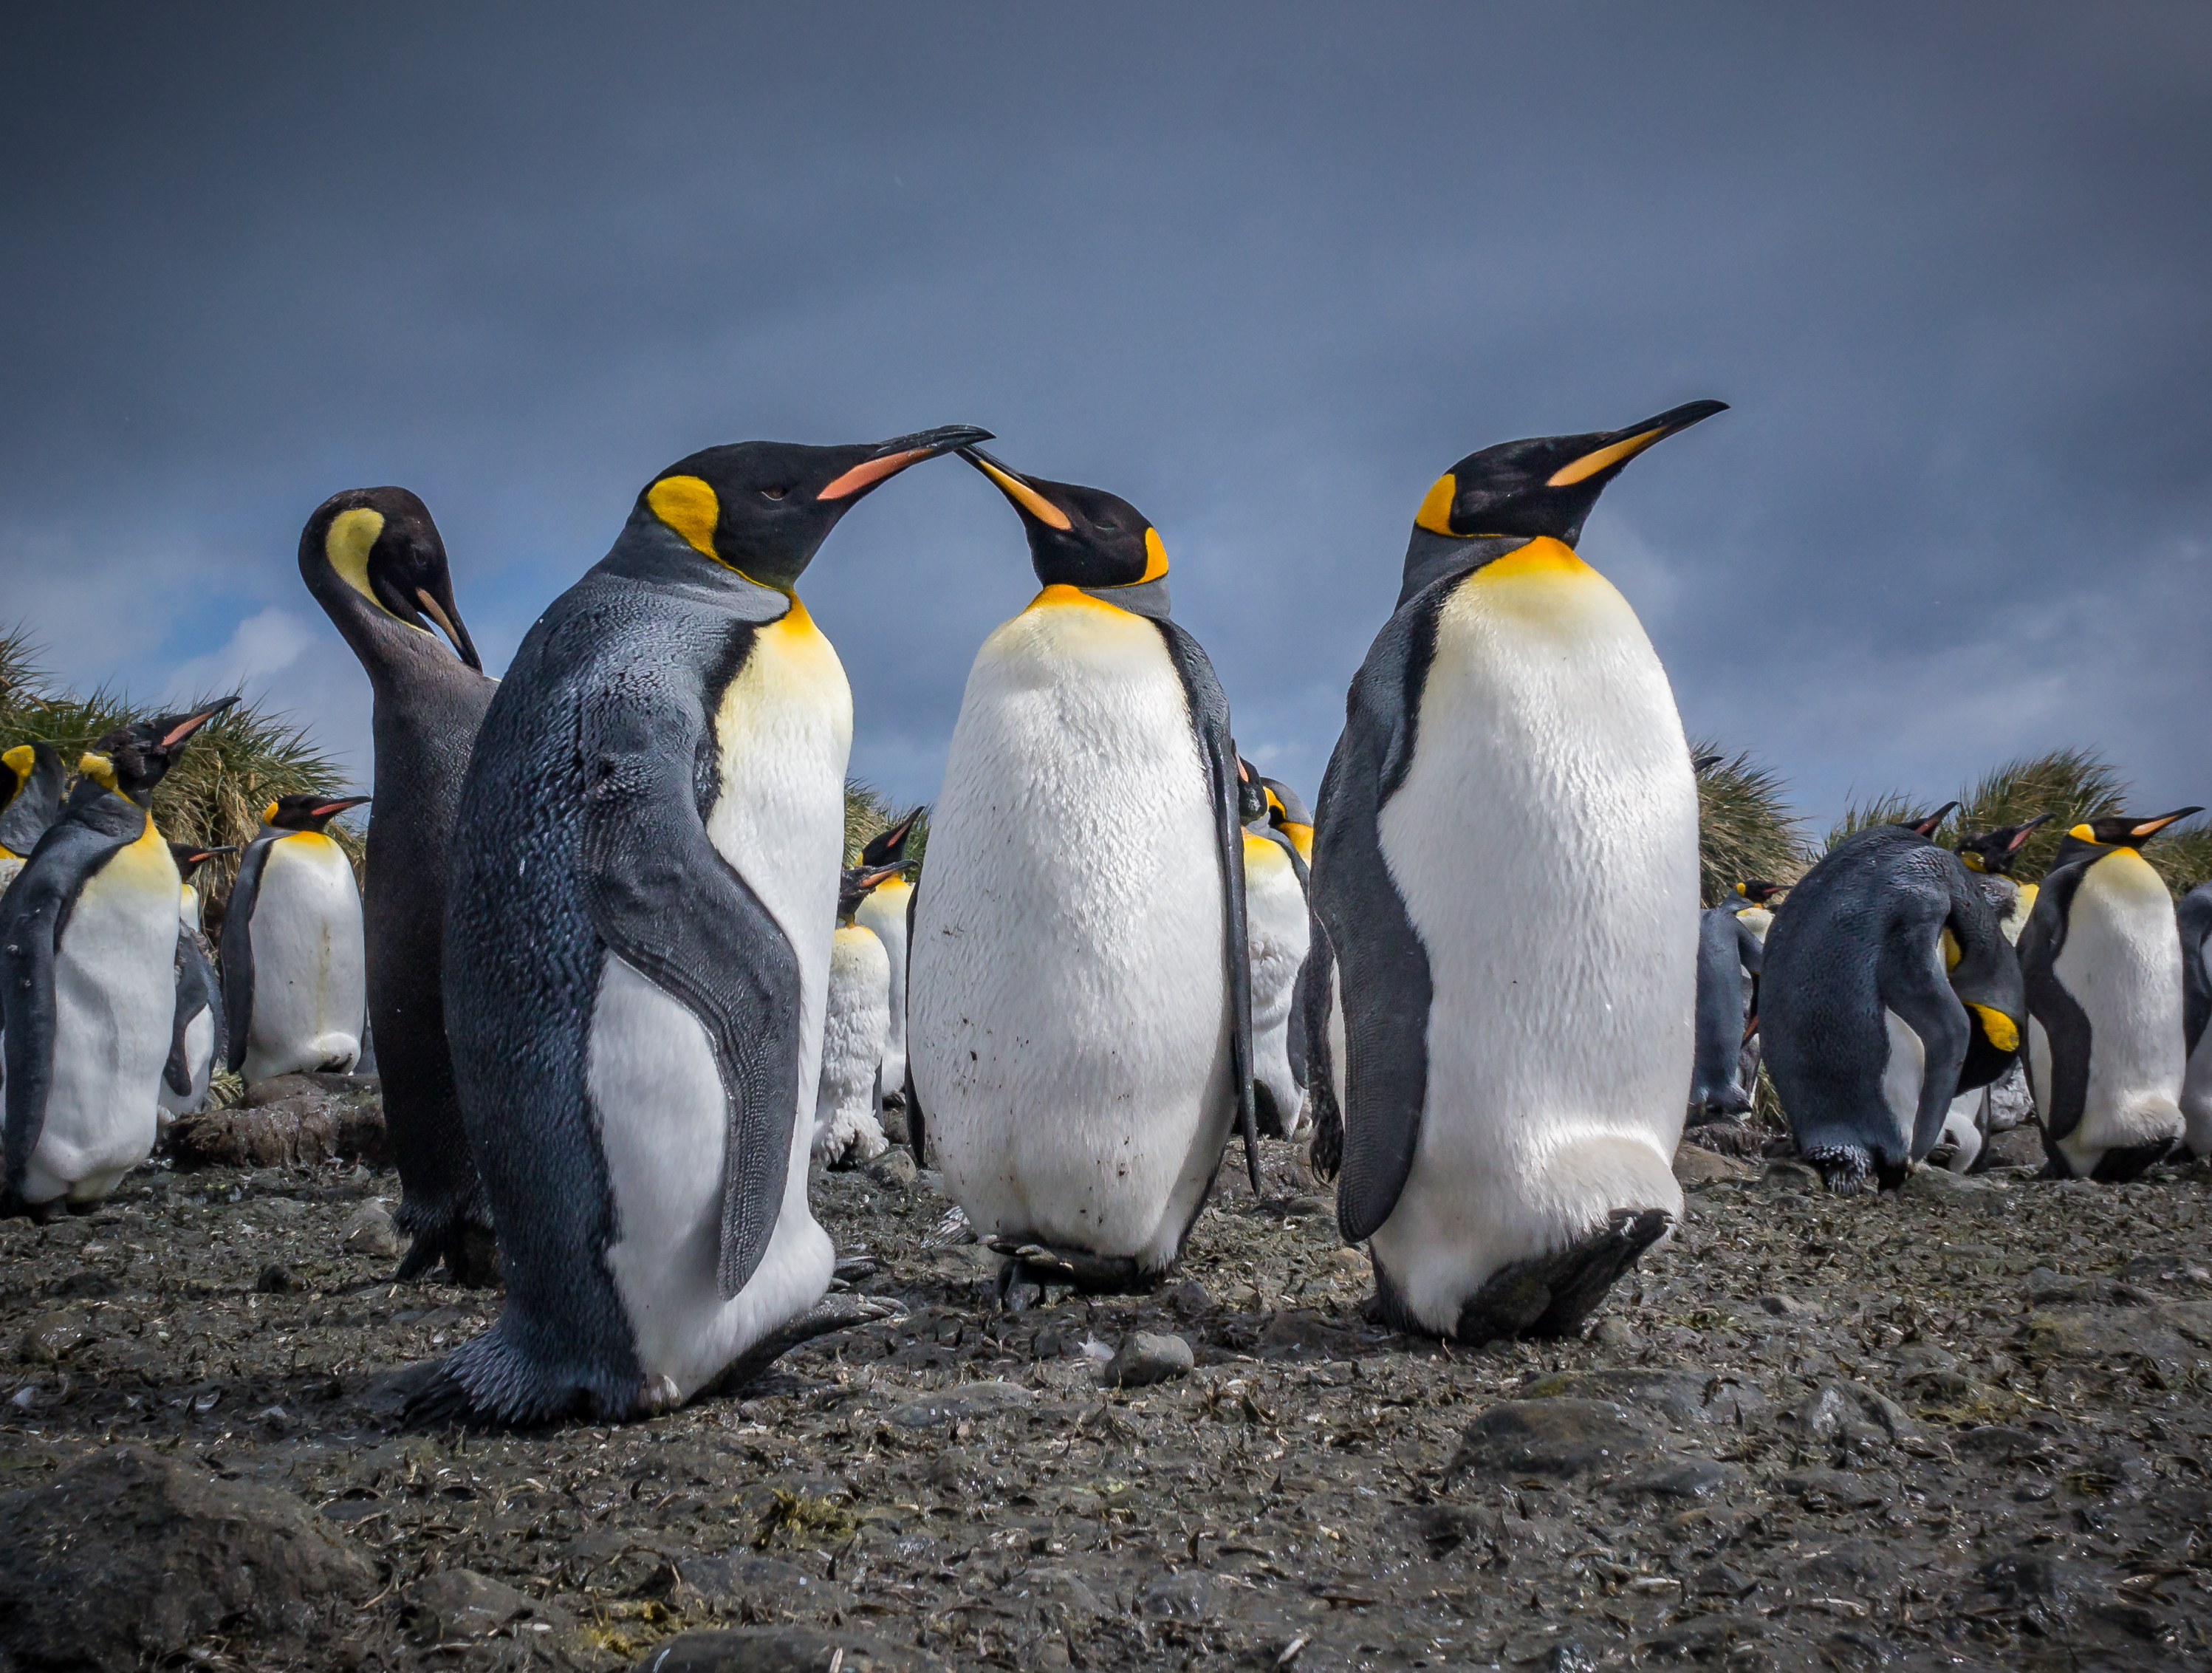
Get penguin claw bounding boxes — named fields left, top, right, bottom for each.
left=984, top=1236, right=1160, bottom=1297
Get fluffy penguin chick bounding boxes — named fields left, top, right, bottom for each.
left=1307, top=404, right=1727, bottom=1344
left=814, top=863, right=900, bottom=1167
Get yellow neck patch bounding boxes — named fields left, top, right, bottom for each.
left=1281, top=821, right=1313, bottom=863
left=324, top=507, right=388, bottom=614
left=1941, top=927, right=1962, bottom=971
left=78, top=752, right=118, bottom=793
left=1414, top=472, right=1457, bottom=536
left=1470, top=535, right=1589, bottom=581
left=1969, top=1003, right=2019, bottom=1054
left=1025, top=583, right=1131, bottom=616
left=648, top=474, right=722, bottom=559
left=1961, top=852, right=1986, bottom=873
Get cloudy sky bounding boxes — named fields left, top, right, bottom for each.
left=4, top=4, right=2207, bottom=830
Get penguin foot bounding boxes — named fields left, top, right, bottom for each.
left=1800, top=1145, right=1891, bottom=1194
left=708, top=1294, right=906, bottom=1397
left=0, top=1187, right=59, bottom=1224
left=392, top=1211, right=502, bottom=1288
left=1437, top=1208, right=1676, bottom=1346
left=985, top=1237, right=1160, bottom=1304
left=2086, top=1138, right=2180, bottom=1183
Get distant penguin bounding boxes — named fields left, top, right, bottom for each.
left=1304, top=402, right=1724, bottom=1344
left=1761, top=807, right=2027, bottom=1191
left=301, top=487, right=498, bottom=1280
left=1245, top=769, right=1311, bottom=1138
left=158, top=842, right=231, bottom=1122
left=1728, top=881, right=1787, bottom=1104
left=815, top=860, right=903, bottom=1167
left=851, top=809, right=920, bottom=1123
left=0, top=742, right=66, bottom=892
left=1689, top=904, right=1764, bottom=1119
left=2180, top=880, right=2212, bottom=1157
left=1, top=700, right=234, bottom=1216
left=1731, top=879, right=1785, bottom=944
left=422, top=424, right=984, bottom=1425
left=222, top=794, right=371, bottom=1084
left=908, top=446, right=1258, bottom=1302
left=2021, top=810, right=2201, bottom=1180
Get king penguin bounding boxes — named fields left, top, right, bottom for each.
left=2020, top=810, right=2201, bottom=1180
left=1, top=700, right=234, bottom=1216
left=907, top=447, right=1258, bottom=1303
left=301, top=487, right=499, bottom=1280
left=158, top=842, right=232, bottom=1122
left=1244, top=768, right=1312, bottom=1138
left=850, top=808, right=920, bottom=1126
left=2179, top=879, right=2212, bottom=1157
left=422, top=424, right=985, bottom=1425
left=1689, top=902, right=1764, bottom=1120
left=0, top=742, right=66, bottom=894
left=1301, top=403, right=1722, bottom=1345
left=1761, top=806, right=2027, bottom=1191
left=222, top=793, right=372, bottom=1084
left=815, top=858, right=904, bottom=1167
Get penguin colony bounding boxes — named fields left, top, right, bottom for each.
left=2, top=403, right=2207, bottom=1428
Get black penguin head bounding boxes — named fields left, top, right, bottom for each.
left=165, top=841, right=234, bottom=878
left=2050, top=807, right=2202, bottom=869
left=1413, top=400, right=1728, bottom=547
left=1735, top=880, right=1787, bottom=906
left=1236, top=759, right=1269, bottom=827
left=78, top=698, right=238, bottom=806
left=261, top=793, right=371, bottom=833
left=1904, top=803, right=1959, bottom=840
left=837, top=861, right=905, bottom=923
left=1956, top=814, right=2052, bottom=876
left=301, top=487, right=482, bottom=671
left=859, top=807, right=922, bottom=873
left=637, top=425, right=993, bottom=592
left=958, top=448, right=1168, bottom=593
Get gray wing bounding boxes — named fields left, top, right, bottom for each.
left=1312, top=591, right=1445, bottom=1243
left=575, top=629, right=807, bottom=1301
left=2180, top=883, right=2212, bottom=1057
left=220, top=838, right=275, bottom=1073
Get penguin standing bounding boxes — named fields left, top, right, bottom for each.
left=908, top=447, right=1258, bottom=1301
left=1688, top=903, right=1764, bottom=1120
left=815, top=860, right=903, bottom=1166
left=2020, top=810, right=2201, bottom=1180
left=1301, top=404, right=1722, bottom=1344
left=301, top=488, right=497, bottom=1279
left=1760, top=807, right=2027, bottom=1191
left=0, top=742, right=66, bottom=894
left=1, top=701, right=234, bottom=1215
left=222, top=795, right=371, bottom=1084
left=2180, top=879, right=2212, bottom=1157
left=422, top=425, right=984, bottom=1424
left=1933, top=816, right=2050, bottom=1170
left=850, top=809, right=920, bottom=1125
left=158, top=842, right=231, bottom=1122
left=1245, top=772, right=1312, bottom=1137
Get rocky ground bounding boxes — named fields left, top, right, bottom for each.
left=5, top=1089, right=2212, bottom=1672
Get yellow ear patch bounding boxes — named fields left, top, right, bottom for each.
left=1414, top=473, right=1458, bottom=536
left=3, top=744, right=31, bottom=778
left=2069, top=824, right=2095, bottom=843
left=1961, top=851, right=1985, bottom=872
left=1547, top=427, right=1665, bottom=488
left=648, top=475, right=722, bottom=558
left=263, top=799, right=281, bottom=824
left=1140, top=527, right=1169, bottom=583
left=1969, top=1004, right=2019, bottom=1053
left=325, top=507, right=387, bottom=611
left=78, top=753, right=117, bottom=791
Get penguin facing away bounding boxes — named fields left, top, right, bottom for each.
left=159, top=842, right=233, bottom=1122
left=908, top=445, right=1258, bottom=1304
left=1305, top=402, right=1723, bottom=1344
left=815, top=860, right=903, bottom=1167
left=300, top=487, right=499, bottom=1282
left=851, top=808, right=920, bottom=1123
left=2179, top=879, right=2212, bottom=1157
left=422, top=424, right=985, bottom=1426
left=1, top=699, right=236, bottom=1216
left=0, top=742, right=67, bottom=891
left=2021, top=810, right=2201, bottom=1180
left=1760, top=805, right=2027, bottom=1191
left=1244, top=767, right=1312, bottom=1138
left=222, top=794, right=372, bottom=1084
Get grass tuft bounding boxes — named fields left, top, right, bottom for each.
left=1692, top=739, right=1809, bottom=906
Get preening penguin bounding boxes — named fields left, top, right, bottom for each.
left=1760, top=806, right=2027, bottom=1191
left=908, top=446, right=1257, bottom=1302
left=1, top=700, right=235, bottom=1216
left=425, top=424, right=983, bottom=1425
left=2021, top=810, right=2201, bottom=1180
left=0, top=742, right=66, bottom=892
left=1932, top=815, right=2049, bottom=1171
left=159, top=842, right=231, bottom=1122
left=222, top=794, right=371, bottom=1084
left=1305, top=402, right=1722, bottom=1344
left=2180, top=880, right=2212, bottom=1156
left=815, top=861, right=903, bottom=1168
left=1245, top=770, right=1312, bottom=1138
left=850, top=809, right=920, bottom=1123
left=301, top=487, right=498, bottom=1281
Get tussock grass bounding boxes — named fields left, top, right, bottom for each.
left=1692, top=739, right=1809, bottom=906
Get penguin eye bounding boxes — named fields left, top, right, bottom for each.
left=761, top=485, right=788, bottom=502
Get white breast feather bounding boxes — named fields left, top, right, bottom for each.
left=855, top=877, right=911, bottom=1097
left=815, top=924, right=891, bottom=1165
left=241, top=835, right=365, bottom=1082
left=2047, top=850, right=2185, bottom=1172
left=1244, top=834, right=1309, bottom=1132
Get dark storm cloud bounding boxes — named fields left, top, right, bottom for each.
left=3, top=3, right=2208, bottom=826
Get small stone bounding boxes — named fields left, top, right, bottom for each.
left=1103, top=1332, right=1194, bottom=1388
left=17, top=1311, right=92, bottom=1365
left=1689, top=1562, right=1756, bottom=1599
left=675, top=1553, right=847, bottom=1613
left=1903, top=1166, right=1989, bottom=1197
left=401, top=1569, right=552, bottom=1642
left=1979, top=1551, right=2072, bottom=1606
left=1673, top=1145, right=1749, bottom=1187
left=1164, top=1279, right=1212, bottom=1315
left=1519, top=1369, right=1711, bottom=1425
left=1759, top=1293, right=1821, bottom=1318
left=1778, top=1468, right=1884, bottom=1509
left=255, top=1263, right=299, bottom=1295
left=1140, top=1570, right=1211, bottom=1619
left=1327, top=1246, right=1369, bottom=1274
left=1609, top=1456, right=1744, bottom=1501
left=886, top=1381, right=1034, bottom=1429
left=624, top=1626, right=945, bottom=1672
left=1450, top=1398, right=1658, bottom=1482
left=1010, top=1566, right=1110, bottom=1620
left=340, top=1202, right=403, bottom=1261
left=864, top=1149, right=918, bottom=1192
left=1757, top=1160, right=1821, bottom=1193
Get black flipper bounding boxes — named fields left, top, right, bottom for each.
left=1, top=787, right=143, bottom=1197
left=1298, top=914, right=1340, bottom=1174
left=903, top=877, right=928, bottom=1167
left=2019, top=859, right=2093, bottom=1157
left=574, top=623, right=807, bottom=1302
left=1311, top=586, right=1447, bottom=1243
left=219, top=836, right=275, bottom=1074
left=1874, top=900, right=1975, bottom=1164
left=163, top=930, right=203, bottom=1096
left=2182, top=883, right=2212, bottom=1061
left=1153, top=617, right=1259, bottom=1196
